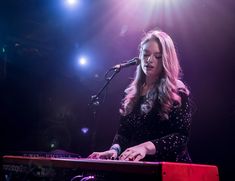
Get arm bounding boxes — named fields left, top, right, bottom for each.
left=150, top=92, right=192, bottom=159
left=119, top=141, right=156, bottom=161
left=88, top=115, right=133, bottom=160
left=119, top=92, right=192, bottom=161
left=111, top=115, right=133, bottom=155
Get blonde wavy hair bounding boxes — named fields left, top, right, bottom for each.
left=120, top=30, right=189, bottom=120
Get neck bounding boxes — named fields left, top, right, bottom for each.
left=141, top=77, right=158, bottom=96
left=145, top=76, right=157, bottom=87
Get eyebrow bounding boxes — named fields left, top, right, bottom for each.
left=142, top=49, right=161, bottom=54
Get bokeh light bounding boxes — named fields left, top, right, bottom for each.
left=81, top=127, right=89, bottom=134
left=78, top=56, right=88, bottom=66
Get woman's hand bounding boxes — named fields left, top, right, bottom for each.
left=119, top=145, right=146, bottom=161
left=119, top=141, right=156, bottom=161
left=88, top=150, right=118, bottom=160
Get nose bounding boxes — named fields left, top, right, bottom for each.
left=146, top=55, right=153, bottom=63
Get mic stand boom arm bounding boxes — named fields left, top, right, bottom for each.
left=90, top=57, right=139, bottom=106
left=88, top=67, right=121, bottom=152
left=90, top=67, right=121, bottom=106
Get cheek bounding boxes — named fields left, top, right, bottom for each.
left=141, top=60, right=145, bottom=70
left=158, top=64, right=163, bottom=75
left=153, top=61, right=163, bottom=74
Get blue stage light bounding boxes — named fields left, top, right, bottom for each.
left=78, top=57, right=87, bottom=66
left=66, top=0, right=78, bottom=6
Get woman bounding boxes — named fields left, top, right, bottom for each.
left=89, top=30, right=192, bottom=162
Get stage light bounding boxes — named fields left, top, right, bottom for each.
left=66, top=0, right=78, bottom=6
left=49, top=139, right=58, bottom=149
left=50, top=143, right=55, bottom=148
left=81, top=127, right=89, bottom=134
left=63, top=0, right=80, bottom=9
left=78, top=57, right=88, bottom=66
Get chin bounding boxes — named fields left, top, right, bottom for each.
left=145, top=73, right=154, bottom=77
left=146, top=71, right=153, bottom=75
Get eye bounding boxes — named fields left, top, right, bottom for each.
left=143, top=54, right=150, bottom=58
left=154, top=54, right=162, bottom=59
left=155, top=55, right=162, bottom=59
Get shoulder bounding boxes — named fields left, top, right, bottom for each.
left=176, top=80, right=190, bottom=96
left=173, top=80, right=191, bottom=111
left=178, top=89, right=189, bottom=101
left=170, top=89, right=192, bottom=120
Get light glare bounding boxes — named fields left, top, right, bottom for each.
left=79, top=57, right=87, bottom=66
left=81, top=127, right=89, bottom=134
left=66, top=0, right=77, bottom=6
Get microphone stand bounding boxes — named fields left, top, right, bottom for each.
left=88, top=66, right=121, bottom=152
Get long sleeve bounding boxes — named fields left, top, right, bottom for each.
left=150, top=93, right=192, bottom=161
left=112, top=91, right=192, bottom=162
left=112, top=115, right=134, bottom=154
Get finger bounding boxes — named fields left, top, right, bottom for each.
left=88, top=153, right=95, bottom=158
left=121, top=149, right=132, bottom=156
left=99, top=151, right=115, bottom=160
left=110, top=153, right=118, bottom=160
left=119, top=153, right=127, bottom=160
left=126, top=152, right=140, bottom=161
left=88, top=154, right=97, bottom=159
left=119, top=150, right=133, bottom=160
left=100, top=154, right=109, bottom=159
left=88, top=153, right=99, bottom=159
left=133, top=154, right=143, bottom=162
left=119, top=152, right=128, bottom=160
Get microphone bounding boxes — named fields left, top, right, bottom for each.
left=112, top=57, right=140, bottom=69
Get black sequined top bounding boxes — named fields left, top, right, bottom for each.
left=112, top=91, right=192, bottom=162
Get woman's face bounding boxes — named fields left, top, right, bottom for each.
left=140, top=39, right=163, bottom=80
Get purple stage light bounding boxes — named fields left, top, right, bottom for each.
left=81, top=127, right=89, bottom=134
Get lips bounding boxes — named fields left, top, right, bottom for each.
left=144, top=64, right=154, bottom=68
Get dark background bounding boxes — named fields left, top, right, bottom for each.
left=0, top=0, right=234, bottom=180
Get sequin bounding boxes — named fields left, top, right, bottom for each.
left=112, top=91, right=192, bottom=162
